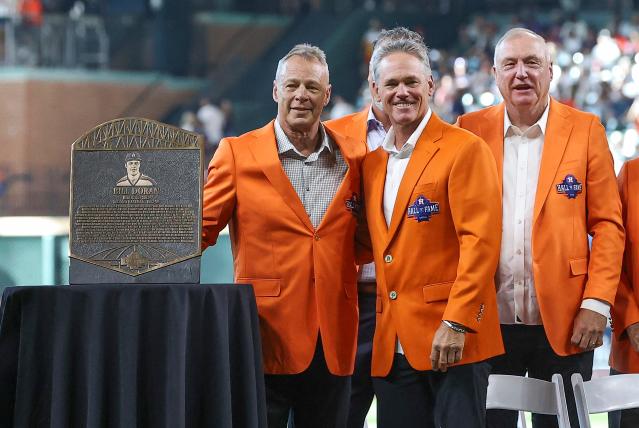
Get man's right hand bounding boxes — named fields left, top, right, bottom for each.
left=430, top=322, right=465, bottom=372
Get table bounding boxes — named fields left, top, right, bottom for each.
left=0, top=284, right=267, bottom=428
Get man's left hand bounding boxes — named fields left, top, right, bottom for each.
left=430, top=322, right=465, bottom=372
left=571, top=308, right=606, bottom=350
left=626, top=322, right=639, bottom=353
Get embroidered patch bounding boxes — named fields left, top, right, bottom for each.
left=407, top=194, right=440, bottom=222
left=556, top=174, right=583, bottom=199
left=345, top=192, right=361, bottom=215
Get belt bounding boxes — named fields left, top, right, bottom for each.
left=357, top=282, right=377, bottom=295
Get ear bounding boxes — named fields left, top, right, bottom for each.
left=492, top=65, right=497, bottom=78
left=427, top=75, right=435, bottom=97
left=548, top=61, right=554, bottom=80
left=272, top=80, right=279, bottom=103
left=324, top=84, right=332, bottom=106
left=371, top=79, right=381, bottom=104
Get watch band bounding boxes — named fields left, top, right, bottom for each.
left=443, top=320, right=466, bottom=333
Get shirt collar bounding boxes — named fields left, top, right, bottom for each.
left=382, top=108, right=432, bottom=158
left=366, top=106, right=385, bottom=132
left=503, top=98, right=550, bottom=137
left=274, top=117, right=332, bottom=157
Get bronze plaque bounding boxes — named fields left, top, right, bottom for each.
left=69, top=118, right=203, bottom=284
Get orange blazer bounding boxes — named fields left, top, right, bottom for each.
left=363, top=112, right=504, bottom=377
left=611, top=158, right=639, bottom=373
left=325, top=108, right=369, bottom=150
left=202, top=120, right=366, bottom=376
left=457, top=98, right=625, bottom=356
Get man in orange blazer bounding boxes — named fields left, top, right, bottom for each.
left=325, top=72, right=390, bottom=428
left=457, top=28, right=624, bottom=428
left=609, top=158, right=639, bottom=428
left=362, top=27, right=503, bottom=428
left=202, top=44, right=367, bottom=428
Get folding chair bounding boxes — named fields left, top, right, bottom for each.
left=486, top=374, right=570, bottom=428
left=571, top=372, right=639, bottom=428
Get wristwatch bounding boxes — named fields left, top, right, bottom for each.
left=443, top=320, right=467, bottom=333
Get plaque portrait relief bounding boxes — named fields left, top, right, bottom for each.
left=116, top=152, right=157, bottom=187
left=69, top=118, right=204, bottom=284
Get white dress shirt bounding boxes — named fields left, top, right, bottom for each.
left=498, top=102, right=609, bottom=325
left=383, top=109, right=432, bottom=228
left=381, top=108, right=432, bottom=353
left=359, top=107, right=388, bottom=282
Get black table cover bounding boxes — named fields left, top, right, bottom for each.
left=0, top=284, right=267, bottom=428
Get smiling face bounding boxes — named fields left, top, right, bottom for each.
left=372, top=52, right=434, bottom=133
left=494, top=33, right=553, bottom=121
left=272, top=55, right=331, bottom=134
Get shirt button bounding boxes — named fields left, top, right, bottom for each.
left=516, top=249, right=522, bottom=255
left=389, top=290, right=398, bottom=300
left=384, top=254, right=393, bottom=263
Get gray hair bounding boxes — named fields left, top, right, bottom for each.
left=493, top=27, right=551, bottom=65
left=370, top=27, right=431, bottom=82
left=275, top=44, right=329, bottom=83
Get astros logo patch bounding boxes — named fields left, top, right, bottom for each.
left=556, top=174, right=582, bottom=199
left=407, top=194, right=440, bottom=222
left=345, top=192, right=361, bottom=215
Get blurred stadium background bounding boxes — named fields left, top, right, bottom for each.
left=0, top=1, right=635, bottom=425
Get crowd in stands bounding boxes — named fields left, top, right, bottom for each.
left=180, top=98, right=236, bottom=162
left=190, top=10, right=639, bottom=171
left=346, top=12, right=639, bottom=170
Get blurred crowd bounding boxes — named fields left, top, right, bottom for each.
left=343, top=12, right=639, bottom=169
left=180, top=98, right=236, bottom=162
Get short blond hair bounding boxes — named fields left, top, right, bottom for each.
left=275, top=44, right=329, bottom=83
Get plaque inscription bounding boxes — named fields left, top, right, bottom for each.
left=69, top=118, right=203, bottom=282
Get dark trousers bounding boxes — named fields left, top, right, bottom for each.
left=347, top=291, right=377, bottom=428
left=372, top=353, right=491, bottom=428
left=486, top=324, right=593, bottom=428
left=264, top=336, right=351, bottom=428
left=608, top=368, right=639, bottom=428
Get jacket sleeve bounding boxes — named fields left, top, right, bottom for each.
left=442, top=136, right=502, bottom=332
left=202, top=138, right=237, bottom=249
left=583, top=117, right=625, bottom=304
left=612, top=162, right=639, bottom=338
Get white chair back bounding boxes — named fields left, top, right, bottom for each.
left=486, top=374, right=570, bottom=428
left=571, top=372, right=639, bottom=428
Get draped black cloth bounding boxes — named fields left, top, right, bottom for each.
left=0, top=284, right=267, bottom=428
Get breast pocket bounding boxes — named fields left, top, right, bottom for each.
left=413, top=182, right=437, bottom=197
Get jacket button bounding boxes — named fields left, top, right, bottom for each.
left=314, top=234, right=320, bottom=241
left=389, top=290, right=398, bottom=300
left=384, top=254, right=393, bottom=263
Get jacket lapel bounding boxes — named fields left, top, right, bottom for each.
left=351, top=109, right=370, bottom=152
left=480, top=104, right=505, bottom=196
left=317, top=127, right=360, bottom=229
left=385, top=113, right=443, bottom=248
left=533, top=98, right=573, bottom=224
left=247, top=121, right=314, bottom=231
left=365, top=147, right=390, bottom=246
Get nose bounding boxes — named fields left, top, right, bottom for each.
left=396, top=83, right=410, bottom=97
left=293, top=85, right=310, bottom=101
left=514, top=61, right=528, bottom=79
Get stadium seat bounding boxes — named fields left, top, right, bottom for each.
left=571, top=372, right=639, bottom=428
left=486, top=374, right=570, bottom=428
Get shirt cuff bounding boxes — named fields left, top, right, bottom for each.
left=580, top=298, right=611, bottom=318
